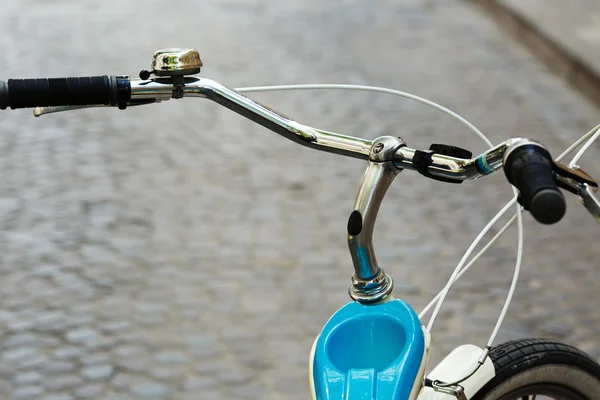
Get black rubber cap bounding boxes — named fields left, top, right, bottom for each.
left=0, top=81, right=8, bottom=110
left=530, top=188, right=566, bottom=224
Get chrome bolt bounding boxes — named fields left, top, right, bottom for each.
left=373, top=143, right=384, bottom=153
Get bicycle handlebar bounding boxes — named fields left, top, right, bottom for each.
left=1, top=73, right=598, bottom=225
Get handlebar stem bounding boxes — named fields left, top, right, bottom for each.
left=347, top=136, right=405, bottom=303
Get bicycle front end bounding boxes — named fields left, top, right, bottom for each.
left=2, top=48, right=600, bottom=400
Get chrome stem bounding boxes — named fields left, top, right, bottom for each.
left=348, top=136, right=405, bottom=303
left=348, top=162, right=397, bottom=280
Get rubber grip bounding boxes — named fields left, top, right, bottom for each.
left=504, top=144, right=566, bottom=224
left=4, top=76, right=114, bottom=109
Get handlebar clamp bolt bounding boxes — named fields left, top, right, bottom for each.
left=369, top=136, right=406, bottom=162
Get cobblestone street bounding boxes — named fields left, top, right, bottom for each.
left=0, top=0, right=600, bottom=398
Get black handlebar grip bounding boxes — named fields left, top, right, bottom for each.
left=0, top=76, right=131, bottom=110
left=504, top=143, right=566, bottom=224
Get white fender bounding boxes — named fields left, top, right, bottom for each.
left=309, top=334, right=318, bottom=400
left=408, top=328, right=431, bottom=399
left=416, top=344, right=496, bottom=399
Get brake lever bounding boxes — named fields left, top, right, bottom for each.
left=33, top=99, right=158, bottom=117
left=579, top=183, right=600, bottom=223
left=553, top=161, right=597, bottom=191
left=552, top=162, right=600, bottom=223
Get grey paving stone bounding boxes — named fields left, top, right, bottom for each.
left=183, top=375, right=218, bottom=391
left=3, top=347, right=38, bottom=363
left=44, top=374, right=83, bottom=391
left=13, top=371, right=42, bottom=386
left=29, top=264, right=61, bottom=278
left=13, top=385, right=43, bottom=399
left=541, top=321, right=573, bottom=337
left=194, top=359, right=231, bottom=376
left=34, top=311, right=67, bottom=331
left=153, top=350, right=188, bottom=364
left=7, top=319, right=35, bottom=333
left=39, top=394, right=74, bottom=400
left=113, top=345, right=146, bottom=359
left=100, top=320, right=132, bottom=333
left=80, top=352, right=111, bottom=365
left=81, top=364, right=114, bottom=381
left=15, top=354, right=48, bottom=370
left=65, top=328, right=101, bottom=344
left=3, top=333, right=39, bottom=348
left=176, top=390, right=223, bottom=400
left=42, top=360, right=77, bottom=374
left=52, top=346, right=82, bottom=361
left=104, top=395, right=135, bottom=400
left=111, top=372, right=136, bottom=390
left=129, top=379, right=171, bottom=398
left=230, top=383, right=265, bottom=399
left=74, top=383, right=106, bottom=398
left=116, top=355, right=150, bottom=373
left=0, top=362, right=15, bottom=379
left=217, top=370, right=253, bottom=386
left=149, top=366, right=187, bottom=381
left=0, top=379, right=11, bottom=394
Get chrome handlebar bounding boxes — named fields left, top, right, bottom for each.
left=127, top=78, right=562, bottom=185
left=33, top=77, right=531, bottom=183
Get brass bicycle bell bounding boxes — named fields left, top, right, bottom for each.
left=140, top=48, right=202, bottom=79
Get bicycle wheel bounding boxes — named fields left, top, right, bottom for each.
left=472, top=338, right=600, bottom=400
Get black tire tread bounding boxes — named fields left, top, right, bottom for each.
left=473, top=338, right=600, bottom=400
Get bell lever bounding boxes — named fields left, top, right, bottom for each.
left=33, top=99, right=157, bottom=117
left=33, top=104, right=106, bottom=117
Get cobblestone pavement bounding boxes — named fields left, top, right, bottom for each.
left=0, top=0, right=600, bottom=399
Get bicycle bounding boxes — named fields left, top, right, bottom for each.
left=2, top=48, right=600, bottom=400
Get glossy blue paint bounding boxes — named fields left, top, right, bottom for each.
left=313, top=299, right=424, bottom=400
